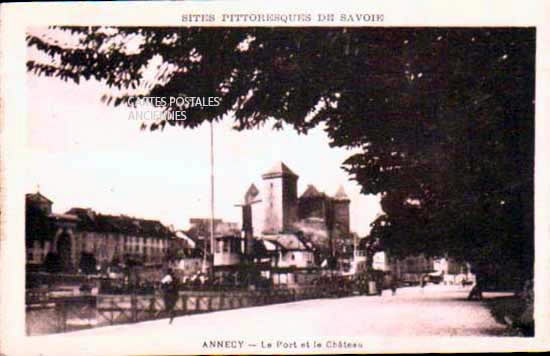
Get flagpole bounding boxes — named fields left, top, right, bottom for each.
left=209, top=120, right=215, bottom=277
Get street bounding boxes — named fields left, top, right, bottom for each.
left=21, top=284, right=518, bottom=355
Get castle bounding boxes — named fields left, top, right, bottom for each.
left=256, top=161, right=351, bottom=254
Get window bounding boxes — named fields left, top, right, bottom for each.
left=230, top=240, right=238, bottom=253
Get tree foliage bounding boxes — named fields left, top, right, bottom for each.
left=27, top=27, right=535, bottom=282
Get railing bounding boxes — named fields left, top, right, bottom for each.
left=26, top=294, right=96, bottom=335
left=26, top=272, right=363, bottom=335
left=26, top=285, right=334, bottom=335
left=95, top=286, right=325, bottom=326
left=26, top=272, right=101, bottom=287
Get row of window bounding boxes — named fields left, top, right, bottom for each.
left=26, top=243, right=168, bottom=263
left=79, top=233, right=167, bottom=246
left=76, top=242, right=167, bottom=254
left=214, top=240, right=241, bottom=253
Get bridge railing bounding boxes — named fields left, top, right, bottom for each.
left=95, top=285, right=327, bottom=326
left=26, top=279, right=356, bottom=335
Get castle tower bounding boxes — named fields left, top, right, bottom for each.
left=240, top=183, right=260, bottom=255
left=332, top=185, right=350, bottom=235
left=298, top=184, right=327, bottom=221
left=262, top=161, right=298, bottom=234
left=26, top=191, right=53, bottom=215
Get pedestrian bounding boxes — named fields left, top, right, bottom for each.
left=161, top=268, right=178, bottom=324
left=420, top=276, right=427, bottom=293
left=376, top=274, right=383, bottom=296
left=467, top=275, right=484, bottom=301
left=390, top=276, right=397, bottom=296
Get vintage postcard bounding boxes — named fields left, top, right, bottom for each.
left=1, top=0, right=549, bottom=355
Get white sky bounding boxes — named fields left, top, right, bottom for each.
left=26, top=74, right=382, bottom=236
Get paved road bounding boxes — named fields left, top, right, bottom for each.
left=27, top=285, right=513, bottom=355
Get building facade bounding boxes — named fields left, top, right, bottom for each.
left=187, top=218, right=240, bottom=253
left=25, top=192, right=173, bottom=273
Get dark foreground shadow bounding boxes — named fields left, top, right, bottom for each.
left=484, top=296, right=534, bottom=337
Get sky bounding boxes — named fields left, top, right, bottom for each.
left=26, top=71, right=382, bottom=236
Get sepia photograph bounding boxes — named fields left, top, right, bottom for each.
left=0, top=1, right=548, bottom=355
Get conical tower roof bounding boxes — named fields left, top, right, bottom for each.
left=244, top=184, right=260, bottom=204
left=333, top=185, right=350, bottom=201
left=262, top=161, right=298, bottom=179
left=300, top=184, right=324, bottom=199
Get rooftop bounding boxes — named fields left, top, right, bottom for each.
left=26, top=192, right=53, bottom=204
left=66, top=208, right=173, bottom=238
left=263, top=233, right=314, bottom=251
left=333, top=185, right=350, bottom=201
left=262, top=161, right=298, bottom=179
left=300, top=184, right=325, bottom=199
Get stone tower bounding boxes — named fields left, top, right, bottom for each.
left=298, top=184, right=327, bottom=220
left=262, top=161, right=298, bottom=234
left=332, top=185, right=350, bottom=235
